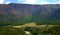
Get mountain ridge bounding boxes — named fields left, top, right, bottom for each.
left=0, top=3, right=60, bottom=25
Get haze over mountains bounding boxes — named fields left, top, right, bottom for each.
left=0, top=3, right=60, bottom=25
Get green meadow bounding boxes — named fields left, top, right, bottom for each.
left=0, top=24, right=60, bottom=35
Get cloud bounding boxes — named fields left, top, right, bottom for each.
left=3, top=0, right=60, bottom=4
left=21, top=0, right=58, bottom=5
left=5, top=1, right=11, bottom=4
left=57, top=1, right=60, bottom=4
left=18, top=0, right=24, bottom=1
left=0, top=0, right=4, bottom=4
left=37, top=0, right=58, bottom=4
left=38, top=1, right=58, bottom=5
left=22, top=0, right=37, bottom=4
left=39, top=2, right=51, bottom=4
left=36, top=0, right=51, bottom=5
left=22, top=0, right=48, bottom=4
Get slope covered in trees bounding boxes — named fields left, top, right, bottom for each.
left=0, top=3, right=60, bottom=25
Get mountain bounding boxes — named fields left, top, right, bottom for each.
left=0, top=3, right=60, bottom=25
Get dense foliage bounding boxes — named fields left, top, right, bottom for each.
left=0, top=25, right=60, bottom=35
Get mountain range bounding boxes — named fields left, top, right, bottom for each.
left=0, top=3, right=60, bottom=25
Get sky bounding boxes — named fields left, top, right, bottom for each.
left=0, top=0, right=60, bottom=5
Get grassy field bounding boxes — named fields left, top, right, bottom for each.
left=0, top=24, right=60, bottom=35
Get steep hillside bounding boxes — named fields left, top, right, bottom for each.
left=0, top=3, right=60, bottom=25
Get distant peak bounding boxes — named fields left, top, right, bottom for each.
left=8, top=3, right=35, bottom=6
left=8, top=3, right=18, bottom=5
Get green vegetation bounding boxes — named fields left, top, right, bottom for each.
left=0, top=25, right=60, bottom=35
